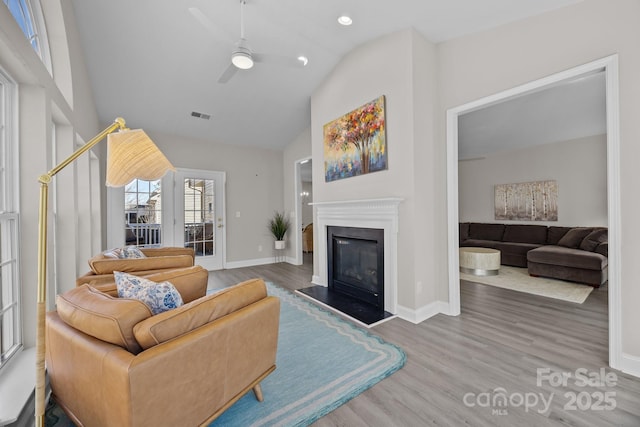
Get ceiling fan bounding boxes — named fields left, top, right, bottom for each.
left=189, top=0, right=307, bottom=84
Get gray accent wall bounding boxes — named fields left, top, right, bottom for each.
left=459, top=134, right=607, bottom=227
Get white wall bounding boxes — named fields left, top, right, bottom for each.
left=459, top=135, right=607, bottom=226
left=311, top=28, right=438, bottom=311
left=437, top=0, right=640, bottom=363
left=148, top=131, right=284, bottom=265
left=0, top=1, right=101, bottom=347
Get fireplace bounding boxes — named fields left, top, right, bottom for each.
left=328, top=226, right=384, bottom=310
left=296, top=198, right=401, bottom=326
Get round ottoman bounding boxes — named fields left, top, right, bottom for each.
left=459, top=247, right=501, bottom=276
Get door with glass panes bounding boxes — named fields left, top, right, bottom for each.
left=174, top=170, right=225, bottom=270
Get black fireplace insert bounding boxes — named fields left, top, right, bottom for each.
left=327, top=226, right=384, bottom=311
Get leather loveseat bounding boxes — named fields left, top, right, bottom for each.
left=46, top=277, right=280, bottom=426
left=459, top=222, right=608, bottom=286
left=76, top=247, right=196, bottom=287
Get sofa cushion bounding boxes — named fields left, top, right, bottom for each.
left=468, top=223, right=505, bottom=241
left=527, top=246, right=607, bottom=270
left=56, top=284, right=151, bottom=354
left=547, top=226, right=573, bottom=245
left=115, top=272, right=184, bottom=315
left=557, top=227, right=593, bottom=249
left=579, top=228, right=608, bottom=252
left=133, top=278, right=268, bottom=350
left=502, top=225, right=547, bottom=244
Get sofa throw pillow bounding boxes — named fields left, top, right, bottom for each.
left=557, top=227, right=593, bottom=249
left=117, top=246, right=147, bottom=259
left=115, top=271, right=183, bottom=315
left=579, top=228, right=608, bottom=252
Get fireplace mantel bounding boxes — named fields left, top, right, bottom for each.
left=311, top=198, right=402, bottom=314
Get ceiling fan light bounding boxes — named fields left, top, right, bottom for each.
left=232, top=51, right=254, bottom=69
left=337, top=15, right=353, bottom=26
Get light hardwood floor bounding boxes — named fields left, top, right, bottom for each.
left=209, top=257, right=640, bottom=426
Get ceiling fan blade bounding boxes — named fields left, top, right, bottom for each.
left=218, top=63, right=239, bottom=84
left=188, top=7, right=235, bottom=44
left=253, top=53, right=305, bottom=68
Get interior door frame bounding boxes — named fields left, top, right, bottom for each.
left=172, top=168, right=226, bottom=271
left=293, top=156, right=312, bottom=266
left=445, top=55, right=621, bottom=369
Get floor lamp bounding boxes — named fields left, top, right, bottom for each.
left=35, top=117, right=175, bottom=426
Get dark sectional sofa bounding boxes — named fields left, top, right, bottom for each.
left=459, top=222, right=608, bottom=286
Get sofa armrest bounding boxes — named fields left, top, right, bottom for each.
left=81, top=266, right=208, bottom=303
left=595, top=242, right=608, bottom=257
left=88, top=254, right=194, bottom=275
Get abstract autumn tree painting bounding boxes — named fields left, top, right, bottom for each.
left=323, top=96, right=387, bottom=182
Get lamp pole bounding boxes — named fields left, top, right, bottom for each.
left=35, top=118, right=127, bottom=427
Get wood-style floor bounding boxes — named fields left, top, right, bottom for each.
left=209, top=256, right=640, bottom=426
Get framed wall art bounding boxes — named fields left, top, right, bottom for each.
left=323, top=95, right=387, bottom=182
left=495, top=180, right=558, bottom=221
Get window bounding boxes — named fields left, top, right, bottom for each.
left=0, top=69, right=20, bottom=369
left=2, top=0, right=51, bottom=71
left=124, top=179, right=162, bottom=247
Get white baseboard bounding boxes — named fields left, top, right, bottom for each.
left=311, top=275, right=324, bottom=286
left=396, top=300, right=449, bottom=324
left=619, top=352, right=640, bottom=379
left=224, top=257, right=276, bottom=269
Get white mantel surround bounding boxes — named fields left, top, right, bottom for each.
left=311, top=198, right=402, bottom=315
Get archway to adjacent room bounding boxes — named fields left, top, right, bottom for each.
left=445, top=55, right=622, bottom=369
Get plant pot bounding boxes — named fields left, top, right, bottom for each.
left=275, top=240, right=286, bottom=250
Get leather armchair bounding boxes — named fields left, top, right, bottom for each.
left=46, top=277, right=280, bottom=426
left=77, top=247, right=196, bottom=287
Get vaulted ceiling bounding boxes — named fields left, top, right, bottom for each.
left=71, top=0, right=583, bottom=152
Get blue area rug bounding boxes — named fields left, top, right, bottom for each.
left=45, top=282, right=405, bottom=427
left=211, top=283, right=406, bottom=426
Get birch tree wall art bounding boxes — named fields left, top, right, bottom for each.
left=323, top=95, right=387, bottom=182
left=495, top=180, right=558, bottom=221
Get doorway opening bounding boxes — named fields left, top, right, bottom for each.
left=446, top=55, right=621, bottom=369
left=294, top=157, right=313, bottom=267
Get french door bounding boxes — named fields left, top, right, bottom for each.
left=173, top=169, right=225, bottom=270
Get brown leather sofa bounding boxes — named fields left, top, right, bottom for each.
left=46, top=277, right=280, bottom=426
left=76, top=247, right=196, bottom=287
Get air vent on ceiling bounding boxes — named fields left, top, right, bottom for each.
left=191, top=111, right=211, bottom=120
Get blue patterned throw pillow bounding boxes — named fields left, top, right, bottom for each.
left=117, top=246, right=147, bottom=259
left=114, top=271, right=183, bottom=315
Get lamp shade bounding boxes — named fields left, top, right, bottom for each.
left=106, top=129, right=175, bottom=187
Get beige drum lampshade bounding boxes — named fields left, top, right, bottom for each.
left=106, top=129, right=175, bottom=187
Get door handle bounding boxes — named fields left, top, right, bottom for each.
left=217, top=224, right=224, bottom=228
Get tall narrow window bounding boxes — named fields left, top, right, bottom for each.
left=124, top=179, right=162, bottom=247
left=0, top=69, right=20, bottom=369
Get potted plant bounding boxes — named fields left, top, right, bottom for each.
left=268, top=211, right=290, bottom=249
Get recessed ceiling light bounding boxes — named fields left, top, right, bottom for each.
left=297, top=56, right=309, bottom=66
left=337, top=15, right=353, bottom=26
